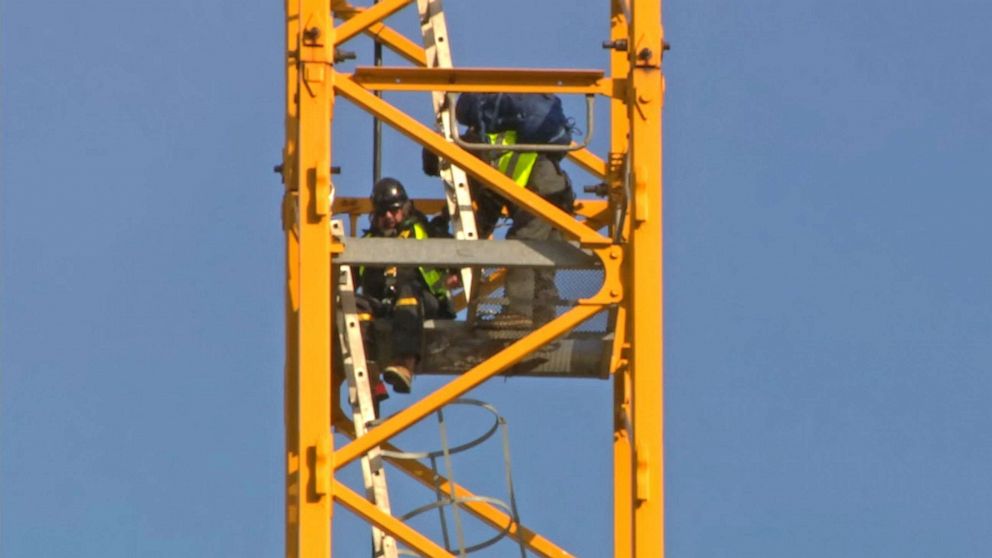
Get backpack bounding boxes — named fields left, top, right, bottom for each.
left=455, top=93, right=573, bottom=146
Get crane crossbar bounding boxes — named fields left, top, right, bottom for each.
left=348, top=67, right=610, bottom=95
left=333, top=238, right=600, bottom=269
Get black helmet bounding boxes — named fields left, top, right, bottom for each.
left=371, top=177, right=409, bottom=212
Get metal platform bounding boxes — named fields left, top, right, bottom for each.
left=337, top=237, right=612, bottom=378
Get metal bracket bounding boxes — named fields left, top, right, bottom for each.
left=579, top=245, right=624, bottom=306
left=307, top=165, right=332, bottom=216
left=314, top=433, right=332, bottom=497
left=635, top=440, right=650, bottom=503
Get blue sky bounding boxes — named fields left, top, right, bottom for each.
left=3, top=1, right=991, bottom=556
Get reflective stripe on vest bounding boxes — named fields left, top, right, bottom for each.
left=487, top=131, right=538, bottom=187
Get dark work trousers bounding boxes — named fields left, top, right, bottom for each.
left=357, top=267, right=445, bottom=365
left=505, top=157, right=574, bottom=323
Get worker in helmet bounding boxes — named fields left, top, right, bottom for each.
left=356, top=177, right=455, bottom=396
left=424, top=94, right=576, bottom=329
left=484, top=140, right=575, bottom=329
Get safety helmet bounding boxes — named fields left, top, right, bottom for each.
left=371, top=177, right=409, bottom=212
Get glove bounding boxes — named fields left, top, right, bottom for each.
left=422, top=148, right=440, bottom=177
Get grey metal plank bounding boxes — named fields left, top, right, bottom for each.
left=334, top=238, right=600, bottom=269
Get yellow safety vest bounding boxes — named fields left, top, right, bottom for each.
left=487, top=131, right=538, bottom=186
left=361, top=221, right=448, bottom=300
left=404, top=221, right=448, bottom=299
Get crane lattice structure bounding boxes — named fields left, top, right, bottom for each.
left=279, top=0, right=664, bottom=555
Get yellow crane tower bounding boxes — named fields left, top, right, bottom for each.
left=278, top=0, right=664, bottom=555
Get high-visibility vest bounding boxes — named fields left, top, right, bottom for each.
left=487, top=131, right=538, bottom=187
left=361, top=220, right=448, bottom=300
left=404, top=221, right=448, bottom=299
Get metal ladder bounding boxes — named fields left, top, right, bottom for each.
left=334, top=223, right=398, bottom=558
left=332, top=6, right=479, bottom=555
left=416, top=0, right=480, bottom=302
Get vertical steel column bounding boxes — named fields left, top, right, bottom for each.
left=285, top=0, right=335, bottom=556
left=283, top=3, right=302, bottom=556
left=628, top=0, right=665, bottom=556
left=610, top=1, right=634, bottom=556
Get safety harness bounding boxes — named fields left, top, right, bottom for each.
left=360, top=220, right=449, bottom=302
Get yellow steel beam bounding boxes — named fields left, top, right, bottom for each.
left=333, top=303, right=603, bottom=471
left=334, top=418, right=574, bottom=557
left=347, top=67, right=611, bottom=95
left=568, top=147, right=609, bottom=179
left=331, top=1, right=428, bottom=66
left=283, top=0, right=301, bottom=552
left=614, top=360, right=633, bottom=558
left=333, top=196, right=445, bottom=217
left=333, top=74, right=610, bottom=246
left=334, top=484, right=454, bottom=556
left=575, top=199, right=608, bottom=220
left=284, top=0, right=335, bottom=555
left=334, top=0, right=414, bottom=46
left=330, top=0, right=359, bottom=18
left=283, top=194, right=302, bottom=557
left=576, top=200, right=612, bottom=233
left=364, top=22, right=427, bottom=66
left=629, top=0, right=665, bottom=555
left=609, top=2, right=634, bottom=557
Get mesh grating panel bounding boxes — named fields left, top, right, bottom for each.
left=469, top=268, right=607, bottom=333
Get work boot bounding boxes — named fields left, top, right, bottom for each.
left=372, top=381, right=390, bottom=404
left=477, top=310, right=533, bottom=330
left=383, top=355, right=416, bottom=394
left=367, top=363, right=390, bottom=403
left=370, top=381, right=389, bottom=418
left=366, top=363, right=390, bottom=418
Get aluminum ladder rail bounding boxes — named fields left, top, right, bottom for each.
left=333, top=224, right=399, bottom=558
left=416, top=0, right=480, bottom=302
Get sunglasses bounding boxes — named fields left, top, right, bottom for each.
left=374, top=205, right=404, bottom=216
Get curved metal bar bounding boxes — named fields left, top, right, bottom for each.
left=436, top=406, right=468, bottom=554
left=396, top=495, right=518, bottom=555
left=374, top=398, right=529, bottom=556
left=379, top=399, right=501, bottom=460
left=448, top=94, right=595, bottom=153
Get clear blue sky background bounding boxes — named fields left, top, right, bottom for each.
left=3, top=1, right=991, bottom=556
